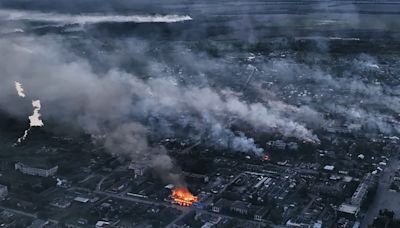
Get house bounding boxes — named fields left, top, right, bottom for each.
left=270, top=140, right=286, bottom=150
left=50, top=198, right=71, bottom=209
left=128, top=162, right=147, bottom=177
left=337, top=203, right=359, bottom=220
left=254, top=207, right=270, bottom=221
left=212, top=199, right=231, bottom=213
left=95, top=221, right=110, bottom=228
left=74, top=196, right=90, bottom=203
left=323, top=165, right=335, bottom=171
left=230, top=201, right=251, bottom=215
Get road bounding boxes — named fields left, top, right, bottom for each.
left=95, top=173, right=267, bottom=228
left=0, top=204, right=37, bottom=219
left=94, top=190, right=189, bottom=211
left=210, top=172, right=244, bottom=204
left=362, top=157, right=400, bottom=227
left=96, top=174, right=111, bottom=191
left=166, top=210, right=189, bottom=228
left=181, top=141, right=201, bottom=154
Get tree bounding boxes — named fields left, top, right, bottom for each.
left=361, top=185, right=377, bottom=210
left=371, top=209, right=400, bottom=228
left=299, top=186, right=309, bottom=198
left=269, top=207, right=283, bottom=224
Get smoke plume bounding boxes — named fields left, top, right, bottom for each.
left=0, top=9, right=192, bottom=25
left=13, top=81, right=44, bottom=145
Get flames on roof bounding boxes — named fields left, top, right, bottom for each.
left=171, top=187, right=198, bottom=206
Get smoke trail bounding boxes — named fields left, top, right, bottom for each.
left=0, top=9, right=193, bottom=25
left=29, top=100, right=44, bottom=127
left=13, top=82, right=44, bottom=145
left=15, top=81, right=26, bottom=98
left=16, top=129, right=30, bottom=144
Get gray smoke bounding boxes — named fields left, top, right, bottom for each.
left=1, top=0, right=399, bottom=185
left=0, top=35, right=322, bottom=184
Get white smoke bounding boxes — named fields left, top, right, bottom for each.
left=15, top=81, right=26, bottom=98
left=0, top=9, right=193, bottom=25
left=128, top=77, right=319, bottom=143
left=16, top=129, right=30, bottom=144
left=13, top=81, right=44, bottom=145
left=29, top=100, right=44, bottom=127
left=0, top=36, right=320, bottom=155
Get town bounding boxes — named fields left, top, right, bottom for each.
left=1, top=0, right=400, bottom=227
left=0, top=130, right=399, bottom=227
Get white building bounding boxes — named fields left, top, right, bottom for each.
left=337, top=203, right=359, bottom=219
left=323, top=165, right=335, bottom=171
left=95, top=221, right=110, bottom=228
left=15, top=162, right=58, bottom=177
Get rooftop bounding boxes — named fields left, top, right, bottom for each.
left=338, top=203, right=359, bottom=215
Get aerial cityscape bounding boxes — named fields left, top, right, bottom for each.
left=0, top=0, right=400, bottom=227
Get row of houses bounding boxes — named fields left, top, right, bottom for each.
left=212, top=199, right=270, bottom=221
left=338, top=173, right=376, bottom=220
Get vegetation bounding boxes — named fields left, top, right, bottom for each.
left=371, top=209, right=400, bottom=228
left=361, top=185, right=377, bottom=211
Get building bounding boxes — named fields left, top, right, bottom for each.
left=337, top=203, right=359, bottom=220
left=0, top=210, right=16, bottom=227
left=128, top=162, right=147, bottom=177
left=312, top=183, right=342, bottom=196
left=254, top=207, right=270, bottom=221
left=323, top=165, right=335, bottom=171
left=212, top=199, right=231, bottom=213
left=183, top=172, right=210, bottom=183
left=270, top=140, right=286, bottom=150
left=28, top=219, right=49, bottom=228
left=195, top=212, right=223, bottom=226
left=287, top=142, right=299, bottom=150
left=230, top=201, right=251, bottom=215
left=0, top=184, right=8, bottom=199
left=95, top=221, right=110, bottom=228
left=15, top=162, right=58, bottom=177
left=50, top=198, right=71, bottom=209
left=351, top=174, right=374, bottom=206
left=351, top=183, right=368, bottom=206
left=313, top=221, right=322, bottom=228
left=286, top=220, right=310, bottom=227
left=74, top=196, right=90, bottom=203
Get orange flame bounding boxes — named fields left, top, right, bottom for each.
left=172, top=187, right=198, bottom=206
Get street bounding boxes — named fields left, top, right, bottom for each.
left=362, top=157, right=400, bottom=227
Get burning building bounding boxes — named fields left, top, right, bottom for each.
left=171, top=187, right=198, bottom=206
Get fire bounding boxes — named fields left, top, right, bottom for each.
left=171, top=187, right=198, bottom=206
